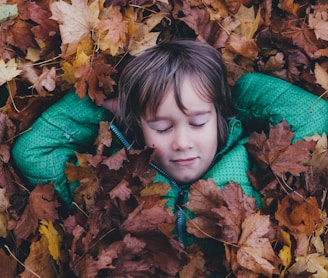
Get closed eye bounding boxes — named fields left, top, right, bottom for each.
left=190, top=122, right=206, bottom=128
left=156, top=126, right=172, bottom=133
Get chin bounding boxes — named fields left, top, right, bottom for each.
left=176, top=176, right=199, bottom=185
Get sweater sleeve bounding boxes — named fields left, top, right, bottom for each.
left=232, top=73, right=328, bottom=142
left=11, top=90, right=111, bottom=204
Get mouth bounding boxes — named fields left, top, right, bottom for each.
left=172, top=157, right=198, bottom=166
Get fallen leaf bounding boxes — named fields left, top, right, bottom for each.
left=288, top=253, right=328, bottom=277
left=275, top=194, right=322, bottom=236
left=308, top=10, right=328, bottom=41
left=39, top=220, right=64, bottom=264
left=237, top=212, right=280, bottom=276
left=20, top=235, right=57, bottom=278
left=50, top=0, right=100, bottom=57
left=0, top=58, right=22, bottom=86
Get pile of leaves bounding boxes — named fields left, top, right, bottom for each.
left=0, top=0, right=328, bottom=277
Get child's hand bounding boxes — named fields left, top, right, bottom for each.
left=102, top=97, right=118, bottom=114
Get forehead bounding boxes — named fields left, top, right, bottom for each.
left=155, top=79, right=214, bottom=116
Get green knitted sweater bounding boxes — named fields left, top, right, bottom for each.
left=11, top=73, right=328, bottom=247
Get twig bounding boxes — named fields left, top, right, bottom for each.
left=4, top=245, right=41, bottom=278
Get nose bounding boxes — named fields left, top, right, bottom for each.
left=171, top=129, right=193, bottom=151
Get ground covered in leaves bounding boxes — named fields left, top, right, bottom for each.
left=0, top=0, right=328, bottom=277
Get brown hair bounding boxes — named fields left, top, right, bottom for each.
left=117, top=39, right=235, bottom=148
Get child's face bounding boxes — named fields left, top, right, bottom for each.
left=140, top=77, right=218, bottom=184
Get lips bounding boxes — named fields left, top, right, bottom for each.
left=172, top=157, right=197, bottom=166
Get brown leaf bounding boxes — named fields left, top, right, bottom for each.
left=275, top=193, right=322, bottom=236
left=102, top=148, right=127, bottom=170
left=246, top=120, right=316, bottom=178
left=179, top=248, right=207, bottom=278
left=20, top=235, right=57, bottom=278
left=74, top=59, right=116, bottom=106
left=0, top=248, right=17, bottom=278
left=120, top=202, right=175, bottom=234
left=236, top=212, right=280, bottom=276
left=29, top=183, right=59, bottom=221
left=94, top=121, right=112, bottom=155
left=24, top=1, right=60, bottom=57
left=9, top=183, right=59, bottom=239
left=185, top=180, right=257, bottom=242
left=212, top=181, right=257, bottom=244
left=109, top=179, right=132, bottom=200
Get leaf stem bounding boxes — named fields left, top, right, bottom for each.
left=177, top=206, right=239, bottom=248
left=4, top=245, right=41, bottom=278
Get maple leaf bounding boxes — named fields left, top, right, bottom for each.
left=212, top=181, right=257, bottom=244
left=226, top=34, right=259, bottom=59
left=4, top=18, right=38, bottom=55
left=22, top=1, right=60, bottom=57
left=275, top=193, right=322, bottom=236
left=29, top=183, right=60, bottom=221
left=236, top=212, right=280, bottom=276
left=50, top=0, right=100, bottom=57
left=246, top=120, right=316, bottom=178
left=9, top=183, right=59, bottom=240
left=97, top=5, right=128, bottom=55
left=20, top=235, right=57, bottom=278
left=120, top=202, right=175, bottom=234
left=65, top=152, right=100, bottom=207
left=0, top=58, right=22, bottom=86
left=288, top=253, right=328, bottom=277
left=234, top=4, right=262, bottom=39
left=185, top=180, right=257, bottom=242
left=306, top=132, right=328, bottom=172
left=74, top=58, right=116, bottom=106
left=314, top=63, right=328, bottom=91
left=184, top=179, right=224, bottom=239
left=308, top=9, right=328, bottom=42
left=179, top=248, right=207, bottom=278
left=128, top=12, right=163, bottom=56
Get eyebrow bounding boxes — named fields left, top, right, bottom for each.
left=146, top=110, right=212, bottom=122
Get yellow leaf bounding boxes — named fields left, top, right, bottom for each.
left=314, top=63, right=328, bottom=91
left=39, top=220, right=63, bottom=263
left=124, top=6, right=139, bottom=38
left=288, top=253, right=328, bottom=278
left=0, top=212, right=8, bottom=238
left=234, top=4, right=262, bottom=39
left=278, top=245, right=291, bottom=277
left=306, top=132, right=328, bottom=171
left=62, top=61, right=76, bottom=84
left=128, top=13, right=163, bottom=56
left=0, top=188, right=9, bottom=212
left=0, top=58, right=22, bottom=86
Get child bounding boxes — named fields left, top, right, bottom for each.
left=12, top=39, right=328, bottom=248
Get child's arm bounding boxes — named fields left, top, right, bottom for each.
left=11, top=91, right=111, bottom=204
left=232, top=73, right=328, bottom=142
